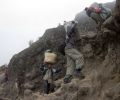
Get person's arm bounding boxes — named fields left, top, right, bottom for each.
left=53, top=68, right=62, bottom=73
left=40, top=64, right=45, bottom=71
left=67, top=24, right=76, bottom=38
left=65, top=27, right=75, bottom=44
left=53, top=62, right=65, bottom=73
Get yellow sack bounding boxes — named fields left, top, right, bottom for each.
left=44, top=52, right=57, bottom=64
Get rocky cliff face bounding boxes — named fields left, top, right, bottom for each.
left=0, top=0, right=120, bottom=100
left=102, top=0, right=120, bottom=36
left=0, top=26, right=67, bottom=100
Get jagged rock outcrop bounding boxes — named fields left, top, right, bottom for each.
left=0, top=26, right=66, bottom=100
left=0, top=0, right=120, bottom=100
left=102, top=0, right=120, bottom=36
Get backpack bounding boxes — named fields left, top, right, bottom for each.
left=89, top=7, right=100, bottom=13
left=99, top=4, right=111, bottom=20
left=87, top=7, right=100, bottom=15
left=58, top=43, right=66, bottom=55
left=64, top=21, right=80, bottom=41
left=86, top=7, right=96, bottom=17
left=58, top=21, right=80, bottom=55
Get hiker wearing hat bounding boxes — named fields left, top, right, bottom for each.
left=85, top=7, right=104, bottom=31
left=40, top=62, right=64, bottom=94
left=63, top=21, right=85, bottom=84
left=4, top=64, right=8, bottom=83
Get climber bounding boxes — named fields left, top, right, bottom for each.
left=85, top=7, right=104, bottom=31
left=40, top=62, right=64, bottom=94
left=4, top=64, right=8, bottom=83
left=63, top=21, right=85, bottom=84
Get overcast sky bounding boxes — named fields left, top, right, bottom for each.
left=0, top=0, right=114, bottom=66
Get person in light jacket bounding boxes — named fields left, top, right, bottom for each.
left=40, top=63, right=64, bottom=94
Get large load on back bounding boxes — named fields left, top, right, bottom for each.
left=64, top=21, right=81, bottom=41
left=58, top=20, right=81, bottom=55
left=99, top=3, right=111, bottom=20
left=44, top=49, right=57, bottom=64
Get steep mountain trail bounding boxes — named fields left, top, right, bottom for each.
left=0, top=0, right=120, bottom=100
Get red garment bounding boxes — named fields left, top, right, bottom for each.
left=88, top=7, right=100, bottom=13
left=5, top=68, right=8, bottom=77
left=86, top=7, right=99, bottom=24
left=88, top=7, right=95, bottom=11
left=86, top=7, right=95, bottom=17
left=95, top=20, right=98, bottom=24
left=94, top=7, right=100, bottom=13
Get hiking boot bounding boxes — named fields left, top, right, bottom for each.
left=74, top=70, right=85, bottom=79
left=63, top=77, right=71, bottom=84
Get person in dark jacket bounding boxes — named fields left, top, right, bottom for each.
left=63, top=21, right=85, bottom=84
left=40, top=63, right=64, bottom=94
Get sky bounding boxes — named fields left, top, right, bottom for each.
left=0, top=0, right=114, bottom=66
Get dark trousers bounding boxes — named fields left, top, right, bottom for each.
left=4, top=76, right=8, bottom=83
left=43, top=80, right=50, bottom=94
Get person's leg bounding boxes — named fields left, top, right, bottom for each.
left=90, top=12, right=104, bottom=31
left=90, top=12, right=104, bottom=22
left=66, top=55, right=75, bottom=76
left=64, top=50, right=75, bottom=83
left=66, top=48, right=85, bottom=78
left=47, top=83, right=50, bottom=94
left=6, top=76, right=8, bottom=82
left=4, top=76, right=7, bottom=83
left=43, top=80, right=49, bottom=94
left=99, top=20, right=104, bottom=31
left=100, top=13, right=107, bottom=20
left=66, top=49, right=84, bottom=70
left=4, top=76, right=6, bottom=83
